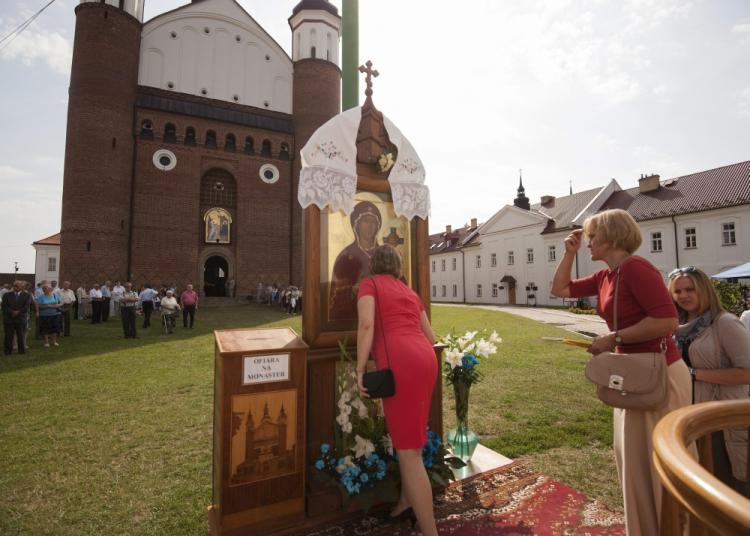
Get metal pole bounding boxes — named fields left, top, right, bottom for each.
left=341, top=0, right=359, bottom=111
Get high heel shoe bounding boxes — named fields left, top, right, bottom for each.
left=385, top=506, right=417, bottom=528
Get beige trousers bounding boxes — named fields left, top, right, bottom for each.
left=613, top=359, right=692, bottom=536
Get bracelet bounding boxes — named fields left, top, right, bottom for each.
left=689, top=367, right=697, bottom=379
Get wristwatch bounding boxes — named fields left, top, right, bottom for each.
left=689, top=367, right=697, bottom=379
left=614, top=332, right=623, bottom=345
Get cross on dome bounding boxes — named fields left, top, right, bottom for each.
left=358, top=60, right=379, bottom=98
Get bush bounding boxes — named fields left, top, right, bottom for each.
left=568, top=307, right=597, bottom=315
left=712, top=280, right=744, bottom=316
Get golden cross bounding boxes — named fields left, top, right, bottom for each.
left=358, top=60, right=379, bottom=98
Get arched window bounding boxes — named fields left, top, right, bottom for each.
left=279, top=142, right=290, bottom=160
left=224, top=134, right=236, bottom=152
left=140, top=120, right=154, bottom=140
left=185, top=127, right=196, bottom=146
left=261, top=139, right=272, bottom=157
left=309, top=28, right=317, bottom=59
left=200, top=169, right=237, bottom=209
left=205, top=130, right=217, bottom=149
left=164, top=123, right=176, bottom=143
left=244, top=136, right=255, bottom=154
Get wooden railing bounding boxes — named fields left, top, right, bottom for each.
left=653, top=399, right=750, bottom=535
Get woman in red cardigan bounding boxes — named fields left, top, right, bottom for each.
left=552, top=208, right=691, bottom=536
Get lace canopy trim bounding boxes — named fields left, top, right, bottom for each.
left=298, top=167, right=357, bottom=215
left=298, top=106, right=430, bottom=220
left=391, top=183, right=431, bottom=221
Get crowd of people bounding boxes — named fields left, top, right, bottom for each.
left=1, top=280, right=202, bottom=352
left=255, top=282, right=303, bottom=315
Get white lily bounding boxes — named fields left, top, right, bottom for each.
left=444, top=348, right=463, bottom=368
left=381, top=434, right=394, bottom=456
left=352, top=435, right=376, bottom=459
left=490, top=330, right=502, bottom=343
left=475, top=339, right=494, bottom=358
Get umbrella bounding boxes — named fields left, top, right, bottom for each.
left=711, top=261, right=750, bottom=279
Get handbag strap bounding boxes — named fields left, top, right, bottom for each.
left=613, top=264, right=666, bottom=352
left=370, top=276, right=391, bottom=369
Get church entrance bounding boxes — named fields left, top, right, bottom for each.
left=204, top=256, right=229, bottom=297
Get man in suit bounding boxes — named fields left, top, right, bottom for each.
left=2, top=280, right=32, bottom=355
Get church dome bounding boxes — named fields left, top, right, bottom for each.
left=292, top=0, right=338, bottom=16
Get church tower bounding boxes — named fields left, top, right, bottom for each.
left=289, top=0, right=342, bottom=284
left=59, top=1, right=144, bottom=285
left=277, top=403, right=288, bottom=455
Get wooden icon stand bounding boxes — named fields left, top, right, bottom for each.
left=302, top=70, right=442, bottom=518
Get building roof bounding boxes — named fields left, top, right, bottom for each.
left=292, top=0, right=339, bottom=17
left=599, top=160, right=750, bottom=221
left=533, top=186, right=603, bottom=234
left=32, top=233, right=61, bottom=246
left=428, top=224, right=477, bottom=255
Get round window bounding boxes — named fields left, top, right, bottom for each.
left=259, top=164, right=279, bottom=184
left=152, top=149, right=177, bottom=171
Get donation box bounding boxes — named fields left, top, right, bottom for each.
left=209, top=327, right=308, bottom=536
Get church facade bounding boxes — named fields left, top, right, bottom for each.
left=60, top=0, right=342, bottom=296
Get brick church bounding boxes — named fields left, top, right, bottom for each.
left=60, top=0, right=342, bottom=296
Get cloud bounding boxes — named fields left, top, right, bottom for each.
left=739, top=87, right=750, bottom=118
left=0, top=164, right=30, bottom=180
left=733, top=22, right=750, bottom=45
left=624, top=0, right=693, bottom=31
left=0, top=23, right=72, bottom=75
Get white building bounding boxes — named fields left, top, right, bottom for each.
left=430, top=160, right=750, bottom=306
left=32, top=233, right=61, bottom=285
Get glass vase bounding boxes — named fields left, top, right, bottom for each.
left=446, top=380, right=480, bottom=461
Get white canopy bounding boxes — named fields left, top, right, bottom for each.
left=711, top=261, right=750, bottom=279
left=297, top=106, right=430, bottom=220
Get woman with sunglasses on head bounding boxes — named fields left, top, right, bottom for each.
left=552, top=209, right=691, bottom=536
left=668, top=266, right=750, bottom=496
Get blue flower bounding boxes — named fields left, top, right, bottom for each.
left=359, top=473, right=369, bottom=483
left=315, top=459, right=325, bottom=470
left=320, top=443, right=330, bottom=454
left=338, top=457, right=345, bottom=466
left=376, top=470, right=386, bottom=480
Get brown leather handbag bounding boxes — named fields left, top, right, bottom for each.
left=584, top=267, right=668, bottom=411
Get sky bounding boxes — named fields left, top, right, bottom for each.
left=1, top=0, right=749, bottom=274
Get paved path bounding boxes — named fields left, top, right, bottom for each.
left=435, top=303, right=609, bottom=338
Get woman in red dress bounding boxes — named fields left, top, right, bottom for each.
left=552, top=209, right=691, bottom=536
left=356, top=245, right=438, bottom=536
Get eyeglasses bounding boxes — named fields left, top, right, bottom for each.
left=668, top=266, right=698, bottom=278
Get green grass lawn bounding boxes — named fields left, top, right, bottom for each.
left=0, top=304, right=620, bottom=536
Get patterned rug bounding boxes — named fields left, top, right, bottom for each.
left=295, top=461, right=625, bottom=535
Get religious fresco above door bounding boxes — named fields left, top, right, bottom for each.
left=204, top=207, right=232, bottom=244
left=229, top=389, right=297, bottom=487
left=320, top=190, right=412, bottom=332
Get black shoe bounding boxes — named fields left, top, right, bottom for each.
left=385, top=507, right=416, bottom=528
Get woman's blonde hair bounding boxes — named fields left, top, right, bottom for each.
left=369, top=244, right=402, bottom=279
left=582, top=209, right=642, bottom=254
left=667, top=267, right=724, bottom=319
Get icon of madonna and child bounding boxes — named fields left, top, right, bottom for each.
left=326, top=196, right=411, bottom=323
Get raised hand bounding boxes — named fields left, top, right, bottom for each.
left=564, top=229, right=584, bottom=255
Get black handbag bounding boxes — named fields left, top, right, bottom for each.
left=362, top=278, right=396, bottom=399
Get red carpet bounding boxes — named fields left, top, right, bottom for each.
left=296, top=461, right=625, bottom=535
